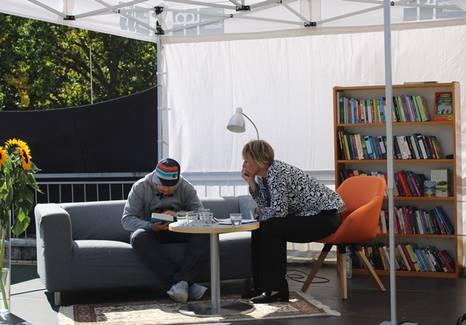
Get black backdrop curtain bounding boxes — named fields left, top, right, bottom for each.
left=0, top=87, right=157, bottom=173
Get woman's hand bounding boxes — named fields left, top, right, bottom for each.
left=241, top=162, right=256, bottom=191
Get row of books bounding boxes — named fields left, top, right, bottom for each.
left=340, top=169, right=450, bottom=198
left=379, top=206, right=454, bottom=235
left=351, top=243, right=455, bottom=273
left=393, top=134, right=442, bottom=160
left=395, top=170, right=426, bottom=197
left=337, top=131, right=442, bottom=160
left=337, top=94, right=430, bottom=124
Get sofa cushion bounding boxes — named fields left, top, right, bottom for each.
left=201, top=197, right=240, bottom=219
left=238, top=195, right=257, bottom=220
left=61, top=201, right=129, bottom=242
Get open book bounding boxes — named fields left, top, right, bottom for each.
left=151, top=213, right=177, bottom=223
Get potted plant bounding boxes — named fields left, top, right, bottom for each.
left=0, top=139, right=40, bottom=315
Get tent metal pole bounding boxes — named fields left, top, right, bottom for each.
left=162, top=0, right=236, bottom=10
left=156, top=36, right=164, bottom=161
left=319, top=4, right=383, bottom=25
left=381, top=0, right=396, bottom=324
left=27, top=0, right=66, bottom=18
left=74, top=0, right=147, bottom=19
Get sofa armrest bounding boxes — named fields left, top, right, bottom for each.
left=34, top=203, right=73, bottom=292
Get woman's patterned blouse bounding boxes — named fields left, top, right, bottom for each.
left=250, top=160, right=345, bottom=221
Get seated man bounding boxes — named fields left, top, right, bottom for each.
left=122, top=158, right=209, bottom=303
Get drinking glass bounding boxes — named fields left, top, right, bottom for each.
left=229, top=213, right=243, bottom=226
left=187, top=212, right=199, bottom=226
left=176, top=211, right=188, bottom=225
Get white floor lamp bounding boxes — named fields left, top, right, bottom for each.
left=226, top=107, right=260, bottom=140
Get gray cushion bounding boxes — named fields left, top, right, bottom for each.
left=202, top=197, right=240, bottom=219
left=238, top=195, right=257, bottom=220
left=61, top=201, right=129, bottom=243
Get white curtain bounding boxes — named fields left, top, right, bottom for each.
left=164, top=24, right=466, bottom=174
left=164, top=24, right=466, bottom=250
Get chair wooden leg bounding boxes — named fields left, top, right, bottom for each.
left=337, top=248, right=348, bottom=300
left=354, top=249, right=386, bottom=292
left=301, top=244, right=332, bottom=292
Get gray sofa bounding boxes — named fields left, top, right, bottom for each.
left=34, top=196, right=256, bottom=305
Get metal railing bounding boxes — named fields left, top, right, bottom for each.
left=19, top=170, right=335, bottom=240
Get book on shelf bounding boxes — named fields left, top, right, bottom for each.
left=430, top=169, right=449, bottom=197
left=434, top=91, right=453, bottom=121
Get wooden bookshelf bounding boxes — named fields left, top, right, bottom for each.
left=334, top=82, right=462, bottom=278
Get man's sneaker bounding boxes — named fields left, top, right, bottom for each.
left=189, top=283, right=208, bottom=301
left=166, top=281, right=189, bottom=303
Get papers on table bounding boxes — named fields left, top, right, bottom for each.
left=217, top=218, right=257, bottom=225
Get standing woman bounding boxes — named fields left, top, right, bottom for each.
left=241, top=140, right=344, bottom=303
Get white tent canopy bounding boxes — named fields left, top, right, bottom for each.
left=3, top=0, right=466, bottom=41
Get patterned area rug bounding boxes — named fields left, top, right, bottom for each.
left=58, top=291, right=340, bottom=324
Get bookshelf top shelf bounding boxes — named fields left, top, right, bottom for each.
left=334, top=82, right=457, bottom=91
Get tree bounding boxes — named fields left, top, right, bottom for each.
left=0, top=14, right=157, bottom=110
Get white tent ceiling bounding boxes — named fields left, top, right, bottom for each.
left=2, top=0, right=466, bottom=42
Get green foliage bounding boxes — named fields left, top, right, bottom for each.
left=0, top=140, right=40, bottom=236
left=0, top=14, right=157, bottom=110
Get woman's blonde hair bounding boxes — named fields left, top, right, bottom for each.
left=242, top=140, right=274, bottom=168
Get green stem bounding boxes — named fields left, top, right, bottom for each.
left=0, top=226, right=9, bottom=311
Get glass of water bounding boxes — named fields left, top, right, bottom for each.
left=229, top=213, right=243, bottom=226
left=187, top=212, right=199, bottom=226
left=176, top=211, right=188, bottom=225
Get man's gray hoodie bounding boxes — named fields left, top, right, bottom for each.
left=122, top=172, right=202, bottom=232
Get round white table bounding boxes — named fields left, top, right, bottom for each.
left=169, top=220, right=259, bottom=317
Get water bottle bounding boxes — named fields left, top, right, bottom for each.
left=346, top=246, right=352, bottom=279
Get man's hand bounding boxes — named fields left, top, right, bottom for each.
left=153, top=222, right=169, bottom=232
left=162, top=210, right=177, bottom=216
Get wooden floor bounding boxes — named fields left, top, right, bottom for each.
left=8, top=263, right=466, bottom=325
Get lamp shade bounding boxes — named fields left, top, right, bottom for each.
left=226, top=107, right=246, bottom=133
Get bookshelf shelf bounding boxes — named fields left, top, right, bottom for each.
left=334, top=82, right=462, bottom=278
left=352, top=269, right=457, bottom=278
left=393, top=196, right=455, bottom=202
left=377, top=234, right=456, bottom=240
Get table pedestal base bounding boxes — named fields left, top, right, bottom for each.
left=179, top=301, right=254, bottom=317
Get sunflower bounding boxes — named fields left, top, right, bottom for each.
left=5, top=138, right=32, bottom=171
left=19, top=147, right=32, bottom=171
left=5, top=138, right=28, bottom=153
left=0, top=146, right=7, bottom=168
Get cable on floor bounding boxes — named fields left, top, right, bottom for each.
left=287, top=268, right=329, bottom=284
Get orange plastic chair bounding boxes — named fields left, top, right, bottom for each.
left=301, top=176, right=387, bottom=299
